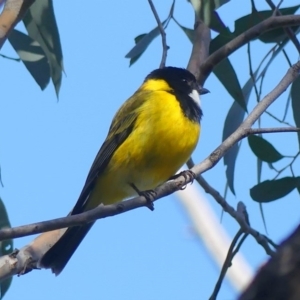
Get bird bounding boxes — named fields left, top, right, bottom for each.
left=40, top=66, right=209, bottom=275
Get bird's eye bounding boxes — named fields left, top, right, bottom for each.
left=182, top=78, right=187, bottom=82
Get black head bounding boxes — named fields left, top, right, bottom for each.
left=145, top=67, right=209, bottom=122
left=145, top=67, right=209, bottom=96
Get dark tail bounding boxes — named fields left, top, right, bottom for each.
left=40, top=222, right=94, bottom=275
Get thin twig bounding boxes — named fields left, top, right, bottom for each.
left=209, top=229, right=246, bottom=300
left=247, top=42, right=261, bottom=103
left=148, top=0, right=168, bottom=68
left=195, top=173, right=276, bottom=256
left=266, top=0, right=300, bottom=54
left=199, top=15, right=300, bottom=84
left=246, top=127, right=300, bottom=135
left=0, top=53, right=21, bottom=61
left=265, top=110, right=294, bottom=127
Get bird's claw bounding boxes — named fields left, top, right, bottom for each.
left=169, top=170, right=196, bottom=190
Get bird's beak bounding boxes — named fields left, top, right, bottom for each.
left=199, top=87, right=210, bottom=95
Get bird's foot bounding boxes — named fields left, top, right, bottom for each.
left=130, top=183, right=156, bottom=211
left=169, top=170, right=196, bottom=190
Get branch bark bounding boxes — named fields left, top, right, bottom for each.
left=148, top=0, right=168, bottom=68
left=0, top=0, right=35, bottom=49
left=186, top=15, right=211, bottom=81
left=198, top=15, right=300, bottom=84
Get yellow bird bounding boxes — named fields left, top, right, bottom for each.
left=40, top=67, right=209, bottom=274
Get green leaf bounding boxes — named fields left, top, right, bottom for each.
left=125, top=19, right=168, bottom=62
left=23, top=0, right=63, bottom=97
left=291, top=76, right=300, bottom=148
left=8, top=29, right=50, bottom=90
left=234, top=5, right=300, bottom=43
left=250, top=177, right=299, bottom=202
left=209, top=11, right=229, bottom=33
left=248, top=135, right=284, bottom=163
left=209, top=32, right=247, bottom=111
left=0, top=198, right=13, bottom=298
left=189, top=0, right=230, bottom=29
left=174, top=11, right=229, bottom=45
left=173, top=19, right=194, bottom=43
left=234, top=5, right=300, bottom=35
left=222, top=72, right=254, bottom=195
left=129, top=34, right=147, bottom=66
left=213, top=57, right=246, bottom=111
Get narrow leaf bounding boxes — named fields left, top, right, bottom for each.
left=125, top=19, right=167, bottom=60
left=222, top=67, right=257, bottom=194
left=23, top=0, right=63, bottom=97
left=8, top=29, right=50, bottom=90
left=291, top=76, right=300, bottom=148
left=213, top=57, right=246, bottom=111
left=173, top=18, right=194, bottom=43
left=129, top=34, right=147, bottom=66
left=248, top=135, right=284, bottom=163
left=250, top=177, right=298, bottom=202
left=234, top=5, right=300, bottom=38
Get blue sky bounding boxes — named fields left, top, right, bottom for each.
left=1, top=0, right=300, bottom=299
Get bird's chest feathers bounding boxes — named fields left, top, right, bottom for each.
left=121, top=93, right=200, bottom=178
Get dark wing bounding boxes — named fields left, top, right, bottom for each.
left=71, top=90, right=150, bottom=214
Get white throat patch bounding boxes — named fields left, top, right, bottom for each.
left=189, top=89, right=201, bottom=107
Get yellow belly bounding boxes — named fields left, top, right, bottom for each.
left=86, top=91, right=200, bottom=208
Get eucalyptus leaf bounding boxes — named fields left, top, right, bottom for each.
left=129, top=34, right=147, bottom=66
left=234, top=5, right=300, bottom=41
left=125, top=19, right=168, bottom=61
left=213, top=58, right=246, bottom=111
left=291, top=76, right=300, bottom=148
left=8, top=29, right=50, bottom=90
left=248, top=135, right=284, bottom=163
left=250, top=177, right=299, bottom=202
left=23, top=0, right=63, bottom=97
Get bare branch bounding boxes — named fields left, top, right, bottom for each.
left=266, top=0, right=300, bottom=54
left=193, top=173, right=276, bottom=257
left=148, top=0, right=168, bottom=68
left=199, top=15, right=300, bottom=85
left=246, top=126, right=300, bottom=135
left=209, top=228, right=247, bottom=300
left=0, top=0, right=35, bottom=49
left=187, top=15, right=211, bottom=81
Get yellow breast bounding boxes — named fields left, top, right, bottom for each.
left=88, top=91, right=199, bottom=206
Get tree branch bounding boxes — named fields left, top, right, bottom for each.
left=210, top=228, right=248, bottom=300
left=199, top=15, right=300, bottom=85
left=246, top=126, right=300, bottom=135
left=193, top=173, right=276, bottom=257
left=0, top=0, right=35, bottom=49
left=2, top=126, right=298, bottom=241
left=148, top=0, right=168, bottom=68
left=265, top=0, right=300, bottom=54
left=186, top=15, right=211, bottom=81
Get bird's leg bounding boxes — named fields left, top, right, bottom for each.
left=129, top=183, right=156, bottom=211
left=168, top=170, right=196, bottom=189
